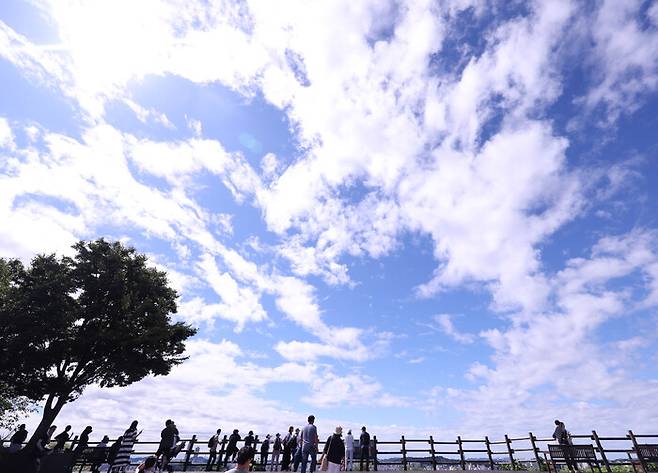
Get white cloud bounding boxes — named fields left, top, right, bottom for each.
left=433, top=314, right=475, bottom=344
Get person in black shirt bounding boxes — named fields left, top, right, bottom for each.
left=245, top=431, right=255, bottom=449
left=322, top=427, right=345, bottom=473
left=73, top=425, right=93, bottom=461
left=8, top=424, right=28, bottom=453
left=225, top=429, right=242, bottom=466
left=359, top=427, right=370, bottom=471
left=53, top=425, right=72, bottom=452
left=107, top=435, right=123, bottom=468
left=261, top=434, right=271, bottom=468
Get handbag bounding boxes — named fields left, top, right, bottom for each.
left=320, top=436, right=333, bottom=472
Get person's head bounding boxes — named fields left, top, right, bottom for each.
left=116, top=436, right=124, bottom=444
left=19, top=424, right=26, bottom=430
left=266, top=434, right=271, bottom=439
left=48, top=425, right=57, bottom=435
left=130, top=420, right=139, bottom=430
left=166, top=419, right=173, bottom=426
left=85, top=425, right=93, bottom=433
left=217, top=428, right=222, bottom=434
left=308, top=415, right=315, bottom=424
left=233, top=429, right=239, bottom=434
left=361, top=426, right=366, bottom=432
left=236, top=446, right=255, bottom=467
left=249, top=430, right=254, bottom=436
left=64, top=425, right=71, bottom=432
left=347, top=430, right=352, bottom=435
left=289, top=426, right=294, bottom=433
left=335, top=426, right=343, bottom=435
left=144, top=455, right=158, bottom=468
left=102, top=435, right=110, bottom=443
left=276, top=433, right=280, bottom=437
left=554, top=420, right=561, bottom=426
left=295, top=428, right=300, bottom=434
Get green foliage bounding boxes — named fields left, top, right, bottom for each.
left=0, top=382, right=36, bottom=435
left=0, top=239, right=197, bottom=441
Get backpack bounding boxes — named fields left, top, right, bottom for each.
left=208, top=436, right=215, bottom=448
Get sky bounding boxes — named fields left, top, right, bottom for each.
left=1, top=0, right=658, bottom=447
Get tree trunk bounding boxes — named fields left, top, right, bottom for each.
left=25, top=393, right=68, bottom=449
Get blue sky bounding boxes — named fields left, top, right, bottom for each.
left=1, top=0, right=658, bottom=442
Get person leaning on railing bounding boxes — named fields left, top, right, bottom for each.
left=8, top=424, right=28, bottom=453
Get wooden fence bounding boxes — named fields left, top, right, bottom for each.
left=2, top=430, right=657, bottom=471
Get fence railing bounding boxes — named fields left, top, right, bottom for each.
left=2, top=430, right=656, bottom=471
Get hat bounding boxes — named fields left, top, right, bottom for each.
left=335, top=426, right=343, bottom=434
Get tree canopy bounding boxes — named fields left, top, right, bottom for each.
left=0, top=239, right=197, bottom=444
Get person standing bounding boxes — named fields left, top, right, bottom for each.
left=73, top=425, right=93, bottom=462
left=281, top=426, right=295, bottom=470
left=553, top=420, right=575, bottom=471
left=261, top=434, right=271, bottom=468
left=157, top=419, right=179, bottom=471
left=321, top=426, right=345, bottom=473
left=207, top=428, right=222, bottom=471
left=300, top=415, right=319, bottom=473
left=245, top=431, right=256, bottom=449
left=359, top=427, right=370, bottom=471
left=225, top=429, right=242, bottom=466
left=112, top=420, right=141, bottom=472
left=90, top=435, right=109, bottom=473
left=107, top=435, right=123, bottom=470
left=271, top=433, right=282, bottom=471
left=345, top=430, right=354, bottom=471
left=8, top=424, right=28, bottom=453
left=53, top=425, right=72, bottom=452
left=292, top=428, right=302, bottom=472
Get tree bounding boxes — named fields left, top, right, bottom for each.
left=0, top=383, right=36, bottom=437
left=0, top=239, right=197, bottom=448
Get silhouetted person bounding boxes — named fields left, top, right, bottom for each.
left=261, top=434, right=271, bottom=467
left=35, top=424, right=57, bottom=470
left=8, top=424, right=27, bottom=453
left=300, top=415, right=319, bottom=473
left=90, top=435, right=109, bottom=473
left=113, top=420, right=141, bottom=472
left=157, top=419, right=179, bottom=471
left=107, top=435, right=123, bottom=470
left=73, top=425, right=93, bottom=462
left=227, top=446, right=255, bottom=473
left=281, top=426, right=295, bottom=471
left=271, top=433, right=282, bottom=470
left=292, top=428, right=302, bottom=472
left=53, top=425, right=72, bottom=452
left=207, top=428, right=222, bottom=471
left=359, top=426, right=370, bottom=471
left=245, top=431, right=255, bottom=449
left=225, top=429, right=242, bottom=466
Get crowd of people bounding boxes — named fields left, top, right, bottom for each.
left=2, top=417, right=575, bottom=472
left=1, top=415, right=374, bottom=473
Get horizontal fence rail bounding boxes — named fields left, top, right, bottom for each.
left=2, top=430, right=657, bottom=472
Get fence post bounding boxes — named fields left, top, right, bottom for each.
left=373, top=435, right=378, bottom=471
left=457, top=436, right=466, bottom=470
left=592, top=430, right=611, bottom=473
left=401, top=435, right=408, bottom=471
left=529, top=432, right=542, bottom=471
left=485, top=436, right=495, bottom=470
left=505, top=434, right=516, bottom=470
left=628, top=430, right=647, bottom=473
left=429, top=435, right=437, bottom=470
left=183, top=434, right=197, bottom=471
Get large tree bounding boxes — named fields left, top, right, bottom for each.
left=0, top=239, right=197, bottom=447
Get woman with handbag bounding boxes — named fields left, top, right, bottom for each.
left=320, top=427, right=345, bottom=473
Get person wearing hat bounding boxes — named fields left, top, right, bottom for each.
left=225, top=429, right=242, bottom=467
left=321, top=426, right=345, bottom=473
left=261, top=434, right=271, bottom=468
left=271, top=433, right=282, bottom=471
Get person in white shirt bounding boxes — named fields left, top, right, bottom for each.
left=345, top=430, right=354, bottom=471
